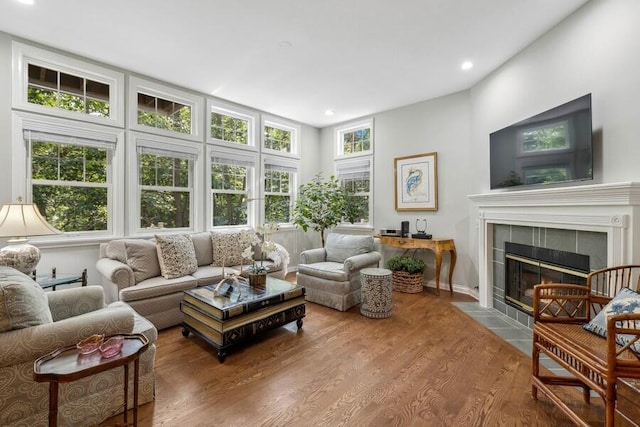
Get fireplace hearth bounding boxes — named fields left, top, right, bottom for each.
left=504, top=242, right=589, bottom=314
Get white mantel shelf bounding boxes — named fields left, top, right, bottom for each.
left=469, top=182, right=640, bottom=307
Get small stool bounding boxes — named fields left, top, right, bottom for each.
left=360, top=268, right=393, bottom=318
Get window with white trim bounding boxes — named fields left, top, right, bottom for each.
left=336, top=157, right=373, bottom=225
left=335, top=118, right=373, bottom=158
left=15, top=114, right=122, bottom=235
left=262, top=118, right=299, bottom=157
left=12, top=42, right=124, bottom=126
left=134, top=138, right=198, bottom=231
left=129, top=77, right=203, bottom=141
left=263, top=157, right=298, bottom=224
left=208, top=100, right=258, bottom=148
left=210, top=148, right=257, bottom=227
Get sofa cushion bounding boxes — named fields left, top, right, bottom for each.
left=125, top=240, right=161, bottom=283
left=190, top=232, right=214, bottom=266
left=211, top=231, right=244, bottom=267
left=119, top=275, right=198, bottom=302
left=0, top=267, right=53, bottom=332
left=325, top=233, right=374, bottom=263
left=155, top=234, right=198, bottom=279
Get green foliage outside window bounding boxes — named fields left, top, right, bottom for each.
left=31, top=141, right=108, bottom=232
left=211, top=163, right=248, bottom=226
left=137, top=93, right=191, bottom=134
left=264, top=126, right=291, bottom=152
left=211, top=112, right=248, bottom=144
left=343, top=128, right=370, bottom=154
left=265, top=170, right=291, bottom=223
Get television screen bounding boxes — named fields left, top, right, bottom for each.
left=489, top=94, right=593, bottom=190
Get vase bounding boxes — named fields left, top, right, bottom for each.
left=248, top=272, right=267, bottom=287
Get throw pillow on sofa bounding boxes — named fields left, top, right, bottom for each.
left=211, top=231, right=243, bottom=267
left=106, top=239, right=161, bottom=283
left=0, top=267, right=53, bottom=332
left=155, top=234, right=198, bottom=279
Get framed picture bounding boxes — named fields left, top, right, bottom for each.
left=394, top=152, right=438, bottom=211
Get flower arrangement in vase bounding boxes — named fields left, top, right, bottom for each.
left=242, top=223, right=279, bottom=286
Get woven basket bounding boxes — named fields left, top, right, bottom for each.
left=392, top=271, right=424, bottom=293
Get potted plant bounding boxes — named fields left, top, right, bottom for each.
left=386, top=255, right=426, bottom=293
left=241, top=223, right=279, bottom=286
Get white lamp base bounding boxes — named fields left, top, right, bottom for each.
left=0, top=242, right=41, bottom=275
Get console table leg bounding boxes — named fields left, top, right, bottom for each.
left=434, top=251, right=443, bottom=295
left=448, top=248, right=457, bottom=294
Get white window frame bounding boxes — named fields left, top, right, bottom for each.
left=129, top=76, right=204, bottom=142
left=127, top=131, right=202, bottom=235
left=12, top=111, right=125, bottom=240
left=207, top=146, right=259, bottom=229
left=261, top=116, right=300, bottom=158
left=12, top=41, right=125, bottom=127
left=334, top=118, right=374, bottom=159
left=335, top=156, right=374, bottom=229
left=261, top=155, right=299, bottom=226
left=207, top=99, right=259, bottom=151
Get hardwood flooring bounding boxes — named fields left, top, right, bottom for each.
left=111, top=283, right=605, bottom=426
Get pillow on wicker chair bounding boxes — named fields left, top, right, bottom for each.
left=583, top=287, right=640, bottom=354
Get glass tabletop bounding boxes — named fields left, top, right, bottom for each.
left=36, top=273, right=83, bottom=289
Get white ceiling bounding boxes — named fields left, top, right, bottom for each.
left=0, top=0, right=590, bottom=128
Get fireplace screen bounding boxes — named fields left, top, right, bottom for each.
left=504, top=242, right=589, bottom=314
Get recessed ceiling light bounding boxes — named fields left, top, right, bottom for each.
left=16, top=0, right=35, bottom=5
left=324, top=110, right=335, bottom=116
left=461, top=61, right=474, bottom=71
left=278, top=41, right=292, bottom=48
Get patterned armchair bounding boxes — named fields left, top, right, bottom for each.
left=0, top=267, right=156, bottom=427
left=297, top=233, right=381, bottom=311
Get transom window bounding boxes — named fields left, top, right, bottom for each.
left=211, top=111, right=249, bottom=145
left=137, top=93, right=191, bottom=135
left=262, top=119, right=299, bottom=156
left=27, top=64, right=110, bottom=118
left=335, top=118, right=374, bottom=158
left=138, top=147, right=194, bottom=229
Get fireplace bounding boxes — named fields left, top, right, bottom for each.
left=504, top=242, right=589, bottom=314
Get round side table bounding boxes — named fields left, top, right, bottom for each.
left=360, top=268, right=393, bottom=318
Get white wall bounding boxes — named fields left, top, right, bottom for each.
left=467, top=0, right=640, bottom=284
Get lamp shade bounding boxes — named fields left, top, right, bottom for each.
left=0, top=199, right=60, bottom=240
left=0, top=198, right=60, bottom=275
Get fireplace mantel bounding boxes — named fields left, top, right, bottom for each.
left=469, top=182, right=640, bottom=307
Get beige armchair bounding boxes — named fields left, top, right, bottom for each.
left=0, top=267, right=156, bottom=427
left=297, top=233, right=381, bottom=311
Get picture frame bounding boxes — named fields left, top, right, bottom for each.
left=394, top=152, right=438, bottom=211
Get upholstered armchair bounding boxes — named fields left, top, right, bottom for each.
left=0, top=267, right=156, bottom=427
left=297, top=233, right=381, bottom=311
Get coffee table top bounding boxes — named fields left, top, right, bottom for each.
left=183, top=276, right=304, bottom=320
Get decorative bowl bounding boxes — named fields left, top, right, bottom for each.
left=99, top=335, right=124, bottom=358
left=76, top=334, right=104, bottom=355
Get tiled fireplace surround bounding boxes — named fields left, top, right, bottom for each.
left=469, top=182, right=640, bottom=328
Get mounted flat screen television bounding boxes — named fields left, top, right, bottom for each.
left=489, top=94, right=593, bottom=190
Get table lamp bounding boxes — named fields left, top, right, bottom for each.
left=0, top=197, right=61, bottom=275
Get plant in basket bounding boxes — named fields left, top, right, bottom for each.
left=386, top=255, right=426, bottom=293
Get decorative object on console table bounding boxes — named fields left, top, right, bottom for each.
left=0, top=197, right=61, bottom=275
left=386, top=255, right=426, bottom=293
left=394, top=152, right=438, bottom=211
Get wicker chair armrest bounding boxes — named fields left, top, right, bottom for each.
left=532, top=283, right=590, bottom=322
left=607, top=312, right=640, bottom=364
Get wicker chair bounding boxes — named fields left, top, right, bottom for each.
left=531, top=265, right=640, bottom=427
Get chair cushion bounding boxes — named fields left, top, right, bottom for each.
left=211, top=230, right=243, bottom=267
left=0, top=267, right=53, bottom=332
left=583, top=287, right=640, bottom=354
left=325, top=233, right=374, bottom=263
left=298, top=262, right=348, bottom=282
left=155, top=234, right=198, bottom=279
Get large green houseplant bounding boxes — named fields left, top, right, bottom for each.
left=292, top=173, right=355, bottom=246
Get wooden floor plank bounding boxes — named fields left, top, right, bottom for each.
left=107, top=282, right=605, bottom=426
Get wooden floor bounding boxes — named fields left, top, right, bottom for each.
left=111, top=282, right=605, bottom=426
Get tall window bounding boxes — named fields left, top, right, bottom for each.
left=137, top=146, right=195, bottom=229
left=336, top=158, right=372, bottom=225
left=22, top=124, right=117, bottom=234
left=335, top=118, right=373, bottom=158
left=263, top=157, right=298, bottom=224
left=210, top=152, right=255, bottom=227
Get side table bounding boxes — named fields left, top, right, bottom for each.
left=33, top=334, right=149, bottom=427
left=34, top=267, right=87, bottom=291
left=360, top=268, right=393, bottom=318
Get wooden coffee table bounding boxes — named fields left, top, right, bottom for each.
left=180, top=276, right=305, bottom=362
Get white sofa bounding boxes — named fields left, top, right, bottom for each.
left=96, top=230, right=288, bottom=330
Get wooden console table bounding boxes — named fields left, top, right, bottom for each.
left=377, top=236, right=456, bottom=295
